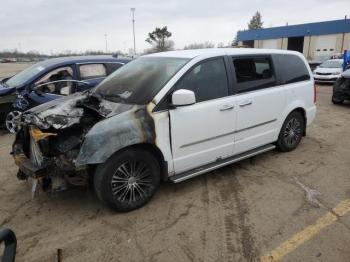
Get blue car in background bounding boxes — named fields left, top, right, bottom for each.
left=0, top=55, right=130, bottom=132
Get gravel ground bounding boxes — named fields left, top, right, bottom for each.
left=1, top=63, right=350, bottom=261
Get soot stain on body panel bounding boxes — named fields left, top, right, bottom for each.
left=12, top=91, right=157, bottom=192
left=75, top=105, right=157, bottom=166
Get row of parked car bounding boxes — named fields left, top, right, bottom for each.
left=1, top=53, right=347, bottom=133
left=310, top=53, right=350, bottom=104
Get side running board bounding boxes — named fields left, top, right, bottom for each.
left=169, top=144, right=276, bottom=183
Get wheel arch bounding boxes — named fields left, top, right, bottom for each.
left=279, top=102, right=308, bottom=137
left=291, top=107, right=307, bottom=136
left=90, top=142, right=168, bottom=181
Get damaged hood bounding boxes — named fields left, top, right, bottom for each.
left=23, top=91, right=134, bottom=130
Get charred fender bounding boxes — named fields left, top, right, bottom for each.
left=75, top=105, right=156, bottom=166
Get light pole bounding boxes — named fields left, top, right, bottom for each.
left=307, top=30, right=311, bottom=59
left=104, top=34, right=108, bottom=53
left=131, top=8, right=136, bottom=55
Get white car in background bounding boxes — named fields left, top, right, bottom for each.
left=313, top=59, right=343, bottom=83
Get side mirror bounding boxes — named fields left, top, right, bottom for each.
left=171, top=89, right=196, bottom=107
left=0, top=228, right=17, bottom=262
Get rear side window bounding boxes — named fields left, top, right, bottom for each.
left=233, top=57, right=276, bottom=93
left=105, top=63, right=123, bottom=75
left=79, top=64, right=107, bottom=80
left=175, top=57, right=229, bottom=103
left=273, top=54, right=311, bottom=84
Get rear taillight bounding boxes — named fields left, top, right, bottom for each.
left=313, top=84, right=317, bottom=104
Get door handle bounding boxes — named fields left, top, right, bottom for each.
left=239, top=100, right=253, bottom=107
left=220, top=105, right=234, bottom=111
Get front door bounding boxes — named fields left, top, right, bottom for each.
left=169, top=57, right=236, bottom=174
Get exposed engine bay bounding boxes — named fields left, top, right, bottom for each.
left=11, top=91, right=154, bottom=195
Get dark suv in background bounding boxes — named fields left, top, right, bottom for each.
left=0, top=55, right=130, bottom=132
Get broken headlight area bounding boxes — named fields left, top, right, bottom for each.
left=12, top=125, right=91, bottom=193
left=12, top=91, right=138, bottom=195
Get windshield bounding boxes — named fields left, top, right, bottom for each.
left=94, top=56, right=190, bottom=104
left=6, top=64, right=46, bottom=87
left=320, top=60, right=342, bottom=68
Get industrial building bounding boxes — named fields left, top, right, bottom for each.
left=236, top=18, right=350, bottom=59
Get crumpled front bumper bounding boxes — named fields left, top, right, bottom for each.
left=12, top=144, right=47, bottom=179
left=12, top=126, right=56, bottom=179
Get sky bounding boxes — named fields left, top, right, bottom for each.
left=0, top=0, right=349, bottom=54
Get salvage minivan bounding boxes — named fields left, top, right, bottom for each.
left=12, top=49, right=316, bottom=212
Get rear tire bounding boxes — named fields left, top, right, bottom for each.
left=94, top=148, right=161, bottom=212
left=276, top=111, right=305, bottom=152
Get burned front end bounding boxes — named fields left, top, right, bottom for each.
left=11, top=91, right=156, bottom=195
left=12, top=93, right=103, bottom=193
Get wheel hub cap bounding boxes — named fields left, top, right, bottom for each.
left=284, top=117, right=302, bottom=146
left=111, top=161, right=152, bottom=203
left=128, top=177, right=137, bottom=186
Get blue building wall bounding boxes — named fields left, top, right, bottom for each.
left=237, top=19, right=350, bottom=41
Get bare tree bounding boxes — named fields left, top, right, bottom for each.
left=184, top=41, right=215, bottom=50
left=146, top=26, right=174, bottom=52
left=217, top=42, right=225, bottom=48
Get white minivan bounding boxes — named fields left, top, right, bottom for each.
left=13, top=49, right=317, bottom=211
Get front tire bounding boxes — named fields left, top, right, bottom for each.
left=94, top=149, right=161, bottom=212
left=277, top=111, right=305, bottom=152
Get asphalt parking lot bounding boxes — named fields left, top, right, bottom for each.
left=1, top=63, right=350, bottom=261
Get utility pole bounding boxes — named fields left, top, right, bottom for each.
left=131, top=8, right=136, bottom=55
left=104, top=34, right=108, bottom=53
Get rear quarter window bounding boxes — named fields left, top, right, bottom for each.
left=79, top=64, right=107, bottom=80
left=273, top=54, right=311, bottom=84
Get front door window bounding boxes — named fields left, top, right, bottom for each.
left=35, top=66, right=74, bottom=95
